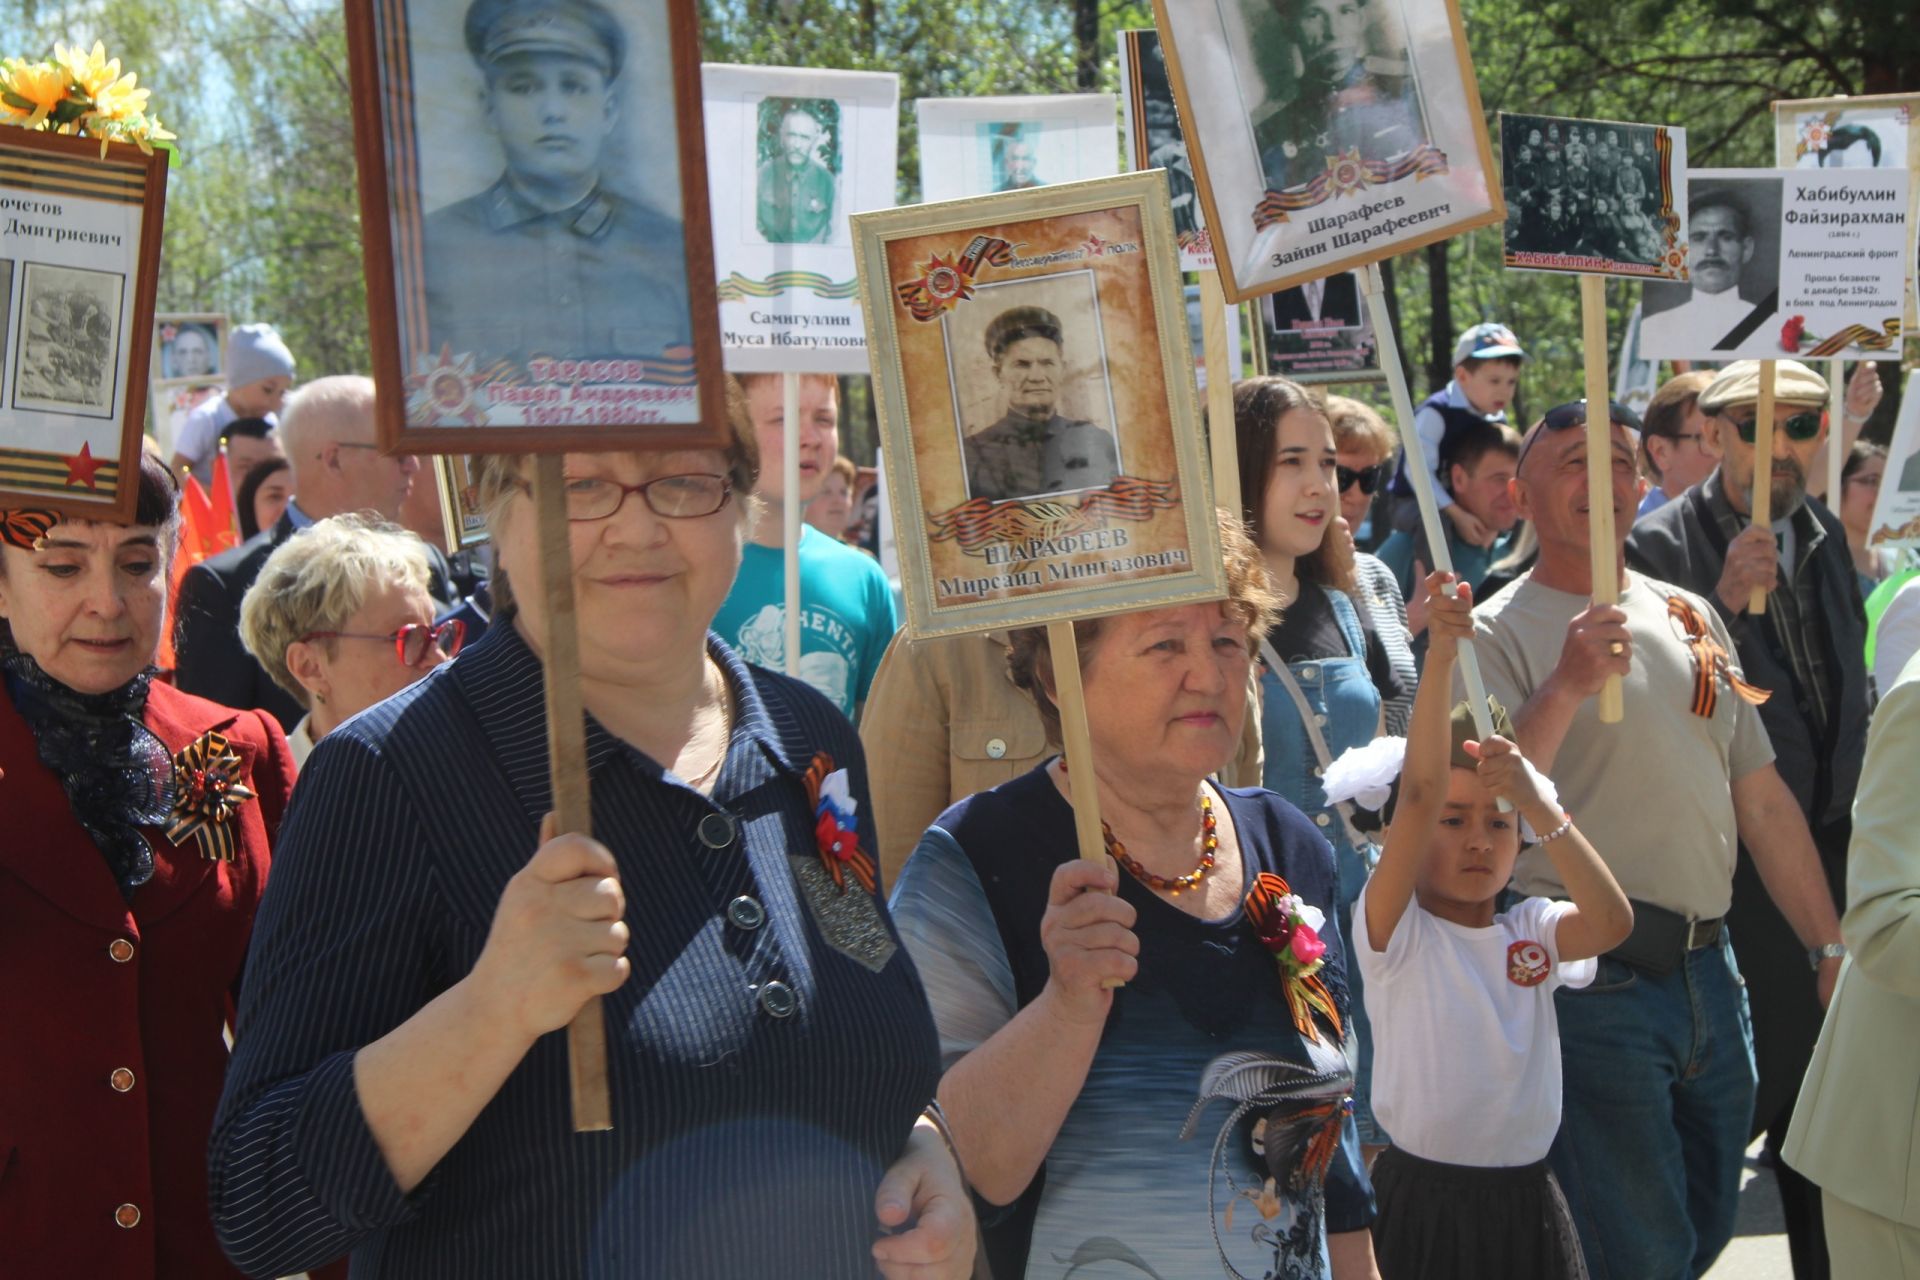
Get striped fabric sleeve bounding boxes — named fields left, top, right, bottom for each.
left=887, top=826, right=1017, bottom=1071
left=209, top=727, right=439, bottom=1275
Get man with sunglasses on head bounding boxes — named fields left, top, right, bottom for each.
left=1471, top=395, right=1844, bottom=1280
left=1627, top=359, right=1872, bottom=1280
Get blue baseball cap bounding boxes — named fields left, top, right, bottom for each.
left=1452, top=322, right=1526, bottom=365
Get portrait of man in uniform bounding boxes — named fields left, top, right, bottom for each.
left=756, top=97, right=840, bottom=244
left=961, top=303, right=1121, bottom=503
left=421, top=0, right=692, bottom=369
left=989, top=125, right=1044, bottom=191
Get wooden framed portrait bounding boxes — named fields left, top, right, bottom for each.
left=1773, top=92, right=1919, bottom=332
left=915, top=95, right=1119, bottom=205
left=703, top=63, right=899, bottom=371
left=435, top=454, right=492, bottom=548
left=0, top=128, right=167, bottom=523
left=1868, top=368, right=1920, bottom=551
left=151, top=312, right=228, bottom=387
left=1498, top=112, right=1688, bottom=281
left=1152, top=0, right=1503, bottom=302
left=1251, top=270, right=1383, bottom=384
left=345, top=0, right=727, bottom=454
left=1119, top=29, right=1212, bottom=272
left=853, top=172, right=1226, bottom=638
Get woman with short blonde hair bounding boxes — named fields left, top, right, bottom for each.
left=238, top=513, right=458, bottom=767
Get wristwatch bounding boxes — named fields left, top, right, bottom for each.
left=1808, top=942, right=1847, bottom=970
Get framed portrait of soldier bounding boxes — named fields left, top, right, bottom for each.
left=152, top=313, right=228, bottom=387
left=1498, top=112, right=1688, bottom=280
left=1120, top=29, right=1212, bottom=271
left=1774, top=92, right=1919, bottom=332
left=1639, top=168, right=1910, bottom=361
left=1151, top=0, right=1502, bottom=302
left=854, top=172, right=1226, bottom=638
left=1252, top=270, right=1383, bottom=384
left=703, top=64, right=898, bottom=372
left=915, top=95, right=1120, bottom=205
left=345, top=0, right=727, bottom=453
left=0, top=127, right=167, bottom=524
left=435, top=454, right=493, bottom=548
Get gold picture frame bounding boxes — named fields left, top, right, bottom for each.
left=853, top=172, right=1226, bottom=638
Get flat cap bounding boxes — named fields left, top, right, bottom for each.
left=1698, top=359, right=1828, bottom=413
left=465, top=0, right=625, bottom=78
left=1450, top=697, right=1515, bottom=771
left=985, top=306, right=1065, bottom=360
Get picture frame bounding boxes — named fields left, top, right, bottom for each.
left=1867, top=368, right=1920, bottom=552
left=1151, top=0, right=1504, bottom=302
left=915, top=94, right=1119, bottom=204
left=1772, top=92, right=1919, bottom=332
left=1498, top=112, right=1688, bottom=280
left=1251, top=270, right=1384, bottom=384
left=1119, top=29, right=1212, bottom=272
left=1639, top=167, right=1910, bottom=361
left=702, top=63, right=899, bottom=372
left=344, top=0, right=728, bottom=455
left=0, top=127, right=168, bottom=524
left=437, top=453, right=492, bottom=549
left=151, top=312, right=229, bottom=387
left=853, top=172, right=1226, bottom=638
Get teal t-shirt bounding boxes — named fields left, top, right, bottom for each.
left=711, top=525, right=898, bottom=719
left=1377, top=523, right=1512, bottom=600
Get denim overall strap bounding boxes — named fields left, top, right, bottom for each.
left=1259, top=590, right=1373, bottom=856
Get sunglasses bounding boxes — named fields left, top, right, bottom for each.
left=1516, top=398, right=1645, bottom=470
left=1722, top=410, right=1823, bottom=445
left=302, top=619, right=466, bottom=668
left=1337, top=462, right=1390, bottom=494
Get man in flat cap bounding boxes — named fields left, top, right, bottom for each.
left=423, top=0, right=689, bottom=369
left=1640, top=188, right=1776, bottom=354
left=1628, top=357, right=1881, bottom=1280
left=963, top=306, right=1120, bottom=503
left=756, top=103, right=837, bottom=244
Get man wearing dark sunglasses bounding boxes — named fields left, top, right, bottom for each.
left=1628, top=359, right=1871, bottom=1280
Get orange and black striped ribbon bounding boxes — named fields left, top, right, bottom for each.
left=1243, top=871, right=1343, bottom=1044
left=165, top=731, right=255, bottom=862
left=802, top=752, right=877, bottom=895
left=1252, top=143, right=1449, bottom=231
left=1667, top=595, right=1771, bottom=719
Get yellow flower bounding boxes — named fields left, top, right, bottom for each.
left=88, top=70, right=150, bottom=124
left=1, top=57, right=73, bottom=128
left=56, top=41, right=122, bottom=99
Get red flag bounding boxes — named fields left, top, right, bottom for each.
left=209, top=445, right=237, bottom=550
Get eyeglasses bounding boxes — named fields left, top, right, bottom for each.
left=518, top=473, right=733, bottom=521
left=1337, top=462, right=1390, bottom=494
left=1516, top=398, right=1645, bottom=470
left=302, top=619, right=465, bottom=667
left=1722, top=410, right=1823, bottom=445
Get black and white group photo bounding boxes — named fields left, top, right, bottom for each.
left=1501, top=112, right=1675, bottom=271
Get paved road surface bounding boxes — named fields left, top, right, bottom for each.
left=1703, top=1139, right=1794, bottom=1280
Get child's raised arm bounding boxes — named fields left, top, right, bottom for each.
left=1467, top=738, right=1634, bottom=962
left=1365, top=570, right=1474, bottom=950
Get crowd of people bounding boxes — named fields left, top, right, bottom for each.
left=3, top=308, right=1917, bottom=1280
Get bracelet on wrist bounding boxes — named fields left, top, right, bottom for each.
left=1535, top=813, right=1575, bottom=845
left=920, top=1098, right=970, bottom=1191
left=1807, top=942, right=1847, bottom=971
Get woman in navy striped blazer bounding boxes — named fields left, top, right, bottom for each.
left=209, top=391, right=972, bottom=1279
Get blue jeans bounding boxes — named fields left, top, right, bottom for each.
left=1549, top=935, right=1757, bottom=1280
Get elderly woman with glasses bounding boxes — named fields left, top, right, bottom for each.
left=0, top=454, right=295, bottom=1278
left=237, top=514, right=461, bottom=767
left=208, top=386, right=971, bottom=1280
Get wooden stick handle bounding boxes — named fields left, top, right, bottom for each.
left=532, top=455, right=612, bottom=1133
left=1048, top=620, right=1122, bottom=989
left=1199, top=271, right=1241, bottom=521
left=1580, top=277, right=1623, bottom=725
left=1749, top=361, right=1776, bottom=617
left=782, top=372, right=802, bottom=674
left=1825, top=358, right=1844, bottom=504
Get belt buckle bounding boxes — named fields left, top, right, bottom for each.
left=1685, top=917, right=1717, bottom=950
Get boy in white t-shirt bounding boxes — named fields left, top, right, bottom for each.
left=1325, top=570, right=1632, bottom=1279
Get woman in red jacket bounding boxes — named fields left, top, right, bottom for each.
left=0, top=452, right=294, bottom=1278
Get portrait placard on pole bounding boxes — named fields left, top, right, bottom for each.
left=347, top=0, right=728, bottom=454
left=1151, top=0, right=1503, bottom=302
left=1867, top=369, right=1920, bottom=552
left=0, top=127, right=167, bottom=525
left=1253, top=270, right=1383, bottom=385
left=703, top=64, right=898, bottom=373
left=152, top=312, right=229, bottom=387
left=915, top=94, right=1119, bottom=204
left=1639, top=168, right=1910, bottom=362
left=1119, top=29, right=1212, bottom=272
left=853, top=172, right=1224, bottom=639
left=1498, top=112, right=1688, bottom=281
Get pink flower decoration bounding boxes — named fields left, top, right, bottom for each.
left=1290, top=923, right=1326, bottom=967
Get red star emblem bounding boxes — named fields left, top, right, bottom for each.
left=64, top=442, right=106, bottom=490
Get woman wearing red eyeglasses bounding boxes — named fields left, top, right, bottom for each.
left=238, top=514, right=462, bottom=770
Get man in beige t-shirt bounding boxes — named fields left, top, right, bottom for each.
left=1463, top=401, right=1844, bottom=1280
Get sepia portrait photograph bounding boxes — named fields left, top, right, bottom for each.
left=1256, top=269, right=1381, bottom=383
left=153, top=313, right=228, bottom=386
left=1152, top=0, right=1501, bottom=301
left=916, top=94, right=1119, bottom=204
left=14, top=263, right=125, bottom=418
left=853, top=172, right=1224, bottom=638
left=347, top=0, right=728, bottom=449
left=1119, top=28, right=1211, bottom=269
left=1499, top=112, right=1687, bottom=279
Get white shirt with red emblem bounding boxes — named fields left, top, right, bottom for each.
left=1352, top=887, right=1596, bottom=1167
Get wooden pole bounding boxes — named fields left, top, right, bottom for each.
left=533, top=454, right=612, bottom=1133
left=1825, top=358, right=1844, bottom=503
left=1361, top=262, right=1503, bottom=758
left=782, top=372, right=802, bottom=674
left=1749, top=361, right=1777, bottom=616
left=1048, top=619, right=1121, bottom=989
left=1200, top=270, right=1241, bottom=521
left=1579, top=276, right=1624, bottom=725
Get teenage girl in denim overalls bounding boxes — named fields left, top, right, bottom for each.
left=1237, top=376, right=1390, bottom=1145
